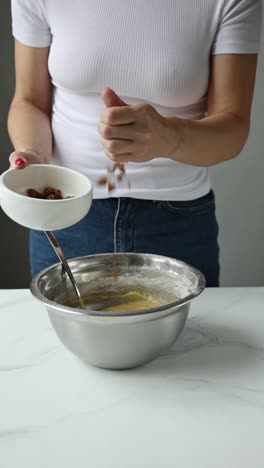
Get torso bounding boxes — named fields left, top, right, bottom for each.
left=45, top=0, right=222, bottom=199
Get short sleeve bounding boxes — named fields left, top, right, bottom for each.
left=11, top=0, right=51, bottom=47
left=211, top=0, right=262, bottom=54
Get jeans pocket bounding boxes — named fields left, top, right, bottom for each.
left=160, top=190, right=216, bottom=214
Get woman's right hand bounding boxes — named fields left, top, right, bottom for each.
left=9, top=150, right=43, bottom=169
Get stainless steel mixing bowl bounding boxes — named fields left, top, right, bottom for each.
left=30, top=253, right=205, bottom=369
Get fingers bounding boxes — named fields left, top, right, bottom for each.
left=101, top=106, right=136, bottom=125
left=100, top=90, right=157, bottom=163
left=101, top=138, right=137, bottom=155
left=98, top=122, right=136, bottom=140
left=9, top=151, right=28, bottom=169
left=9, top=150, right=41, bottom=169
left=101, top=87, right=128, bottom=108
left=104, top=150, right=134, bottom=163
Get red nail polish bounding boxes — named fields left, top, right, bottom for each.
left=15, top=158, right=26, bottom=166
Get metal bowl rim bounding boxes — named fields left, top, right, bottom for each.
left=30, top=252, right=206, bottom=317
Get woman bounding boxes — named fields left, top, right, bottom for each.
left=8, top=0, right=262, bottom=285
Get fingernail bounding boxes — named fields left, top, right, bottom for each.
left=15, top=158, right=26, bottom=166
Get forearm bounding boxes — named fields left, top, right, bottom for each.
left=167, top=112, right=250, bottom=167
left=8, top=99, right=53, bottom=163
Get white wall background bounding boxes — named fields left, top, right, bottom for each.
left=210, top=11, right=264, bottom=286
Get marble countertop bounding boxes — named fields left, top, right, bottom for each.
left=1, top=288, right=264, bottom=468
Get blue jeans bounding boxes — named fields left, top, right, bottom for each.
left=30, top=190, right=220, bottom=286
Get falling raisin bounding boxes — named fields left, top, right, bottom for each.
left=97, top=162, right=131, bottom=192
left=97, top=176, right=108, bottom=186
left=113, top=268, right=118, bottom=282
left=113, top=162, right=125, bottom=173
left=108, top=181, right=116, bottom=191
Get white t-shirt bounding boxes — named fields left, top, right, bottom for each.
left=11, top=0, right=262, bottom=200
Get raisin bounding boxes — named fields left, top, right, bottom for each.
left=113, top=163, right=126, bottom=174
left=97, top=176, right=108, bottom=186
left=43, top=187, right=61, bottom=198
left=53, top=189, right=63, bottom=199
left=97, top=162, right=131, bottom=192
left=26, top=189, right=44, bottom=199
left=108, top=182, right=115, bottom=191
left=27, top=186, right=65, bottom=199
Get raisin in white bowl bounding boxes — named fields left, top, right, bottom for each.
left=0, top=164, right=93, bottom=230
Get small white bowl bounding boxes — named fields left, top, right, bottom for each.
left=0, top=164, right=93, bottom=230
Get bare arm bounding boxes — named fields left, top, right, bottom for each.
left=8, top=40, right=53, bottom=167
left=169, top=54, right=258, bottom=166
left=98, top=55, right=258, bottom=167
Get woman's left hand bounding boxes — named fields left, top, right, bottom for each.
left=98, top=88, right=181, bottom=163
